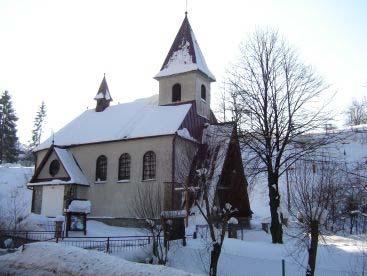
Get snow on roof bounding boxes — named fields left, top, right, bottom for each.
left=35, top=99, right=191, bottom=151
left=155, top=16, right=215, bottom=81
left=202, top=123, right=234, bottom=208
left=54, top=148, right=89, bottom=185
left=94, top=75, right=112, bottom=101
left=177, top=128, right=197, bottom=142
left=28, top=147, right=89, bottom=186
left=67, top=200, right=91, bottom=213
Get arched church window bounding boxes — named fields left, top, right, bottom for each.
left=96, top=155, right=107, bottom=181
left=118, top=153, right=131, bottom=180
left=201, top=85, right=206, bottom=101
left=143, top=151, right=156, bottom=180
left=172, top=83, right=181, bottom=102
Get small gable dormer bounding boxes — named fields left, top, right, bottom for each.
left=155, top=14, right=215, bottom=119
left=95, top=74, right=112, bottom=112
left=29, top=145, right=89, bottom=186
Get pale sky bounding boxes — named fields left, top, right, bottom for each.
left=0, top=0, right=366, bottom=144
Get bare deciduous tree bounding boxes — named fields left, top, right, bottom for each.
left=194, top=168, right=238, bottom=276
left=129, top=184, right=167, bottom=265
left=225, top=29, right=332, bottom=243
left=186, top=125, right=240, bottom=276
left=288, top=158, right=341, bottom=276
left=346, top=98, right=367, bottom=126
left=0, top=186, right=28, bottom=230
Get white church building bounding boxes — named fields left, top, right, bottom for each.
left=28, top=14, right=252, bottom=226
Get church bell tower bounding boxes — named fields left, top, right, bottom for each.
left=154, top=13, right=215, bottom=119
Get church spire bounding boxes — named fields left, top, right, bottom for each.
left=154, top=14, right=215, bottom=81
left=94, top=74, right=112, bottom=112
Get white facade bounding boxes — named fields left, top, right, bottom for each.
left=41, top=185, right=65, bottom=217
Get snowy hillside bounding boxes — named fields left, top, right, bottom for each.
left=0, top=164, right=33, bottom=226
left=246, top=127, right=367, bottom=220
left=0, top=242, right=195, bottom=276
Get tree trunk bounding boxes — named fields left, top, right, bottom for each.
left=306, top=220, right=319, bottom=276
left=210, top=243, right=221, bottom=276
left=268, top=173, right=283, bottom=244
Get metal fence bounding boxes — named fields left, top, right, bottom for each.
left=195, top=222, right=249, bottom=241
left=0, top=230, right=153, bottom=253
left=0, top=230, right=58, bottom=248
left=57, top=236, right=152, bottom=253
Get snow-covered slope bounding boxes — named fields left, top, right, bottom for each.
left=168, top=231, right=366, bottom=275
left=0, top=242, right=196, bottom=275
left=247, top=127, right=367, bottom=220
left=0, top=164, right=33, bottom=223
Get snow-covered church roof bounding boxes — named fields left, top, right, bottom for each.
left=35, top=96, right=192, bottom=151
left=155, top=15, right=215, bottom=81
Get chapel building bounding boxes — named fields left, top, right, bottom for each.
left=28, top=14, right=252, bottom=226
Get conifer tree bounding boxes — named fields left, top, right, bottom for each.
left=30, top=101, right=47, bottom=149
left=0, top=91, right=19, bottom=163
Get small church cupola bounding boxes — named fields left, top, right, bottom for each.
left=94, top=74, right=112, bottom=112
left=155, top=13, right=215, bottom=119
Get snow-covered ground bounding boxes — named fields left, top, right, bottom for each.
left=0, top=242, right=195, bottom=276
left=69, top=220, right=144, bottom=237
left=1, top=128, right=367, bottom=275
left=0, top=164, right=33, bottom=227
left=167, top=230, right=367, bottom=276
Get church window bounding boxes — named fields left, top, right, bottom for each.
left=49, top=159, right=60, bottom=176
left=201, top=85, right=206, bottom=101
left=143, top=151, right=156, bottom=180
left=96, top=155, right=107, bottom=181
left=172, top=83, right=181, bottom=102
left=118, top=153, right=131, bottom=180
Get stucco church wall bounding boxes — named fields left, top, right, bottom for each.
left=37, top=151, right=68, bottom=180
left=67, top=135, right=174, bottom=218
left=158, top=71, right=211, bottom=118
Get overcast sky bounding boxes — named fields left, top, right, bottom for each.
left=0, top=0, right=366, bottom=144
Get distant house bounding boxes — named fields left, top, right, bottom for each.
left=28, top=14, right=252, bottom=226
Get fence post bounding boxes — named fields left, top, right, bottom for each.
left=25, top=232, right=28, bottom=243
left=282, top=259, right=285, bottom=276
left=106, top=237, right=110, bottom=254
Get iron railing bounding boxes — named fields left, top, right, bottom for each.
left=57, top=236, right=152, bottom=253
left=0, top=230, right=154, bottom=253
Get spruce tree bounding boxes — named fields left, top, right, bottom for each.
left=0, top=91, right=19, bottom=163
left=30, top=101, right=47, bottom=149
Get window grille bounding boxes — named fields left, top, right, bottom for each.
left=143, top=151, right=156, bottom=180
left=118, top=153, right=131, bottom=180
left=96, top=155, right=107, bottom=181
